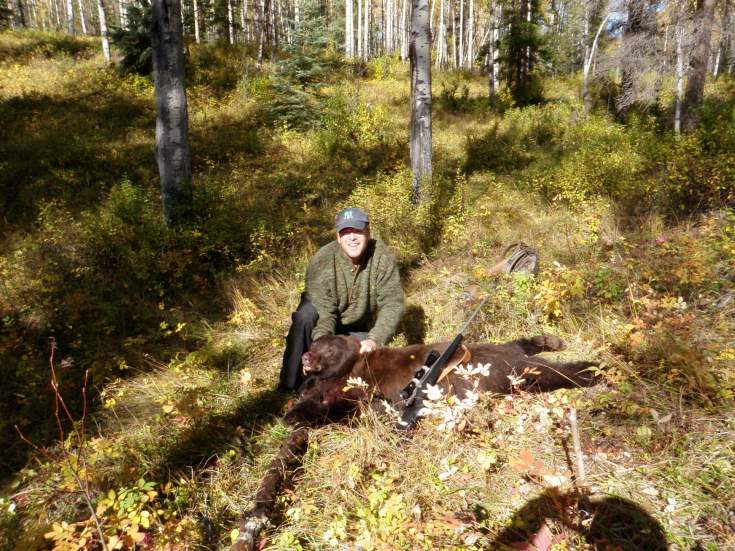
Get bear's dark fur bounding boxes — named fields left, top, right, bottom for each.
left=284, top=334, right=599, bottom=427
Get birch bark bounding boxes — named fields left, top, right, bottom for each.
left=192, top=0, right=200, bottom=42
left=66, top=0, right=74, bottom=33
left=98, top=0, right=110, bottom=61
left=227, top=0, right=234, bottom=43
left=582, top=11, right=610, bottom=113
left=77, top=0, right=86, bottom=33
left=674, top=9, right=684, bottom=134
left=346, top=0, right=354, bottom=57
left=410, top=0, right=432, bottom=204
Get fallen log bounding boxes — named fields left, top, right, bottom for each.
left=231, top=426, right=310, bottom=551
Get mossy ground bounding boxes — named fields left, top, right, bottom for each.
left=0, top=30, right=733, bottom=550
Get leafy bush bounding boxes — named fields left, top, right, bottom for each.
left=341, top=170, right=465, bottom=265
left=367, top=54, right=403, bottom=80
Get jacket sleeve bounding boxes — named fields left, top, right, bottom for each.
left=305, top=254, right=339, bottom=340
left=367, top=254, right=405, bottom=345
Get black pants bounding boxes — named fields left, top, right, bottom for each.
left=279, top=295, right=368, bottom=391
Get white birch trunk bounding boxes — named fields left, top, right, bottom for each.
left=118, top=0, right=125, bottom=27
left=152, top=0, right=192, bottom=227
left=358, top=0, right=363, bottom=58
left=346, top=0, right=354, bottom=57
left=458, top=0, right=464, bottom=68
left=410, top=0, right=432, bottom=204
left=713, top=43, right=721, bottom=77
left=492, top=3, right=500, bottom=89
left=77, top=0, right=86, bottom=33
left=466, top=0, right=473, bottom=67
left=450, top=0, right=456, bottom=67
left=193, top=0, right=200, bottom=43
left=674, top=12, right=684, bottom=134
left=98, top=0, right=110, bottom=62
left=240, top=0, right=250, bottom=42
left=257, top=0, right=265, bottom=63
left=436, top=0, right=445, bottom=67
left=400, top=0, right=408, bottom=58
left=66, top=0, right=74, bottom=33
left=227, top=0, right=234, bottom=43
left=364, top=0, right=370, bottom=59
left=54, top=0, right=61, bottom=30
left=582, top=11, right=610, bottom=113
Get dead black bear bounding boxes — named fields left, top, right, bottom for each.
left=284, top=334, right=599, bottom=427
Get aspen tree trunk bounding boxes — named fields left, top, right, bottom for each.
left=54, top=0, right=61, bottom=30
left=582, top=12, right=610, bottom=113
left=346, top=0, right=354, bottom=57
left=257, top=0, right=265, bottom=63
left=493, top=3, right=500, bottom=88
left=294, top=0, right=300, bottom=28
left=391, top=0, right=397, bottom=51
left=674, top=11, right=684, bottom=134
left=98, top=0, right=110, bottom=61
left=76, top=0, right=86, bottom=32
left=118, top=0, right=125, bottom=27
left=152, top=0, right=192, bottom=227
left=364, top=0, right=370, bottom=58
left=410, top=0, right=432, bottom=205
left=450, top=0, right=456, bottom=67
left=357, top=0, right=363, bottom=58
left=246, top=0, right=250, bottom=42
left=486, top=0, right=496, bottom=98
left=458, top=0, right=463, bottom=67
left=400, top=0, right=408, bottom=58
left=66, top=0, right=74, bottom=33
left=466, top=0, right=473, bottom=67
left=682, top=0, right=717, bottom=131
left=15, top=0, right=27, bottom=27
left=192, top=0, right=200, bottom=42
left=227, top=0, right=234, bottom=43
left=583, top=1, right=590, bottom=73
left=263, top=0, right=271, bottom=51
left=525, top=0, right=531, bottom=76
left=712, top=41, right=721, bottom=77
left=436, top=0, right=445, bottom=67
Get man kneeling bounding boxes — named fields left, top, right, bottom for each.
left=279, top=208, right=405, bottom=391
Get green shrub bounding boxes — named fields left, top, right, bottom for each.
left=341, top=170, right=465, bottom=265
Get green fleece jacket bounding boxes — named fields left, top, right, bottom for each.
left=305, top=239, right=404, bottom=345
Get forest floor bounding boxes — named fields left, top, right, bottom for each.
left=0, top=30, right=734, bottom=550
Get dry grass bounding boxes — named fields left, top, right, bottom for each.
left=2, top=36, right=733, bottom=551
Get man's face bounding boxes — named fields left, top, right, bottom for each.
left=337, top=226, right=370, bottom=263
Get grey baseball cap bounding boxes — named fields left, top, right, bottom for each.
left=335, top=208, right=369, bottom=232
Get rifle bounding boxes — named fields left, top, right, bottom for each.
left=396, top=294, right=491, bottom=431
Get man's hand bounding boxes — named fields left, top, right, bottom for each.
left=360, top=338, right=378, bottom=355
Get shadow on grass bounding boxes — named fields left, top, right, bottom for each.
left=148, top=388, right=291, bottom=478
left=487, top=490, right=668, bottom=550
left=0, top=90, right=155, bottom=234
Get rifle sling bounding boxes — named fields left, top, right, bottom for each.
left=436, top=344, right=471, bottom=384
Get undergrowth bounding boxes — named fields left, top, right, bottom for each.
left=0, top=29, right=733, bottom=551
